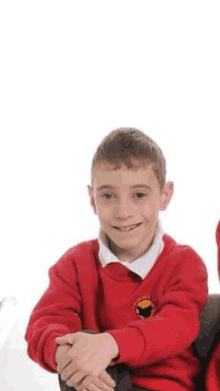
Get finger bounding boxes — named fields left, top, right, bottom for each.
left=88, top=377, right=115, bottom=391
left=56, top=348, right=71, bottom=364
left=57, top=354, right=71, bottom=373
left=86, top=380, right=115, bottom=391
left=56, top=336, right=67, bottom=342
left=60, top=362, right=78, bottom=383
left=56, top=335, right=73, bottom=345
left=98, top=371, right=116, bottom=388
left=56, top=340, right=68, bottom=345
left=57, top=356, right=72, bottom=374
left=68, top=374, right=96, bottom=391
left=86, top=384, right=114, bottom=391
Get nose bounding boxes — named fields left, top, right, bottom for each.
left=114, top=197, right=135, bottom=219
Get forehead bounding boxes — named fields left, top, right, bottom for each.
left=93, top=162, right=159, bottom=191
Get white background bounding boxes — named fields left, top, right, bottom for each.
left=0, top=1, right=220, bottom=390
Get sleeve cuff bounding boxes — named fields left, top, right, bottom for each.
left=44, top=330, right=68, bottom=372
left=106, top=328, right=145, bottom=365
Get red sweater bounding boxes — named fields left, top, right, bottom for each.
left=206, top=221, right=220, bottom=391
left=25, top=233, right=208, bottom=391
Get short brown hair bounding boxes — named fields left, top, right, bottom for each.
left=91, top=127, right=166, bottom=191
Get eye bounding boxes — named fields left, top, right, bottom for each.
left=135, top=192, right=147, bottom=199
left=101, top=193, right=113, bottom=200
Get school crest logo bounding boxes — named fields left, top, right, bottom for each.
left=134, top=296, right=155, bottom=319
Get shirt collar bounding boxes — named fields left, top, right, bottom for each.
left=97, top=220, right=164, bottom=279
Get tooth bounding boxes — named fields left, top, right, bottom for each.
left=119, top=224, right=137, bottom=231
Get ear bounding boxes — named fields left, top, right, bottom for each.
left=159, top=181, right=174, bottom=211
left=87, top=185, right=97, bottom=215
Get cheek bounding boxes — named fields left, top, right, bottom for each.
left=143, top=204, right=151, bottom=214
left=144, top=199, right=160, bottom=216
left=97, top=205, right=113, bottom=221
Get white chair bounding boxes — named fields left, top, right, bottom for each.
left=0, top=297, right=17, bottom=350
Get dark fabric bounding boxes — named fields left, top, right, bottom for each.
left=58, top=363, right=133, bottom=391
left=216, top=221, right=220, bottom=279
left=58, top=364, right=148, bottom=391
left=58, top=371, right=147, bottom=391
left=192, top=295, right=220, bottom=391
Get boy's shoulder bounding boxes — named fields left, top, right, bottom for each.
left=61, top=238, right=99, bottom=258
left=161, top=233, right=207, bottom=275
left=54, top=238, right=99, bottom=270
left=163, top=232, right=204, bottom=256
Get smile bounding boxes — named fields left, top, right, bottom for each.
left=113, top=223, right=142, bottom=233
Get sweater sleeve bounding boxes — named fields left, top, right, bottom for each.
left=206, top=221, right=220, bottom=390
left=107, top=248, right=208, bottom=368
left=25, top=253, right=82, bottom=373
left=206, top=342, right=220, bottom=391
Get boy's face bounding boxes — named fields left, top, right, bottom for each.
left=88, top=162, right=173, bottom=263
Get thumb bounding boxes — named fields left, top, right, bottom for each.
left=55, top=334, right=75, bottom=345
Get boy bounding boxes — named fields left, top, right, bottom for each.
left=25, top=128, right=208, bottom=391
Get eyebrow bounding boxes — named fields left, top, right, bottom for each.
left=97, top=184, right=152, bottom=191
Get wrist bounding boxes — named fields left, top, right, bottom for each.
left=102, top=332, right=119, bottom=359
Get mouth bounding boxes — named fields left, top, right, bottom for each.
left=113, top=223, right=142, bottom=233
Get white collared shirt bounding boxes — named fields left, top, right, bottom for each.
left=97, top=220, right=165, bottom=280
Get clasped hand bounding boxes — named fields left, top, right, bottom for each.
left=55, top=332, right=119, bottom=391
